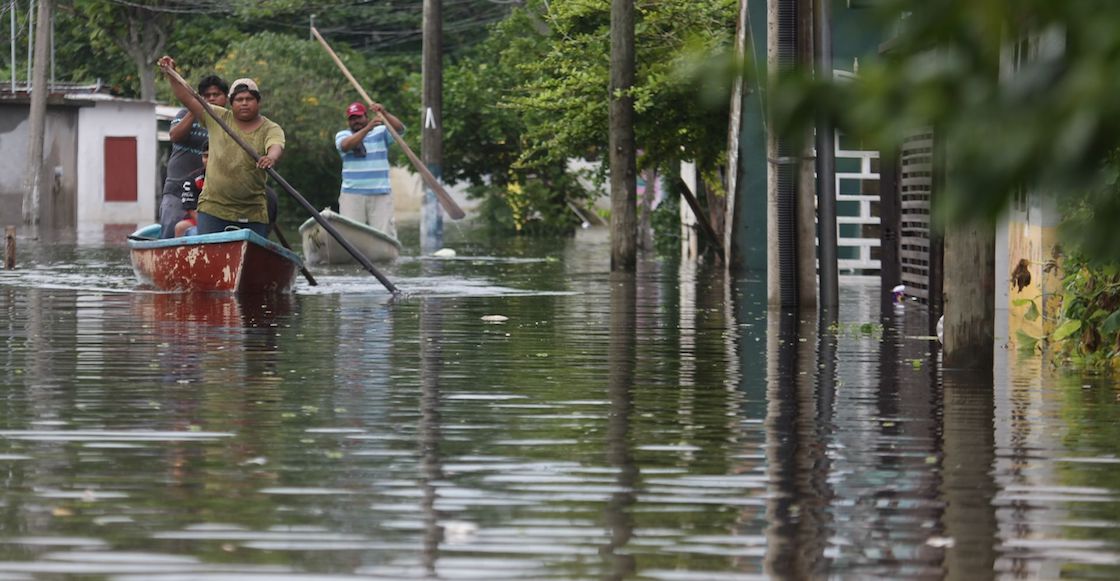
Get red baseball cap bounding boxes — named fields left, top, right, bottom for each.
left=346, top=102, right=366, bottom=117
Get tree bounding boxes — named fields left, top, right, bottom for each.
left=440, top=0, right=736, bottom=235
left=56, top=1, right=243, bottom=98
left=513, top=0, right=736, bottom=178
left=65, top=0, right=187, bottom=99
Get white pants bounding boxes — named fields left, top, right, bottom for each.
left=340, top=193, right=397, bottom=240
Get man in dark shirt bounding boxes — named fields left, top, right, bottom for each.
left=158, top=75, right=228, bottom=238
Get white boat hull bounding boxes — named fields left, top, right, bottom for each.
left=298, top=209, right=402, bottom=265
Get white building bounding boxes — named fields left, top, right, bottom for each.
left=0, top=86, right=161, bottom=238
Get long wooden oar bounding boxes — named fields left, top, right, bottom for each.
left=161, top=65, right=399, bottom=295
left=311, top=26, right=465, bottom=220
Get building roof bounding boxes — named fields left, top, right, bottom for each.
left=0, top=82, right=156, bottom=107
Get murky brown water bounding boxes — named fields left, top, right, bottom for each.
left=0, top=225, right=1116, bottom=579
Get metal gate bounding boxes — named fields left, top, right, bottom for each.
left=898, top=130, right=935, bottom=302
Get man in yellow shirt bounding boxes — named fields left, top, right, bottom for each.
left=158, top=56, right=285, bottom=237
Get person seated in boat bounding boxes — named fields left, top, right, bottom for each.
left=159, top=75, right=228, bottom=239
left=158, top=56, right=285, bottom=238
left=336, top=101, right=405, bottom=240
left=174, top=140, right=207, bottom=237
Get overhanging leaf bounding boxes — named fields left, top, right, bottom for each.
left=1101, top=310, right=1120, bottom=336
left=1052, top=319, right=1083, bottom=342
left=1016, top=330, right=1040, bottom=352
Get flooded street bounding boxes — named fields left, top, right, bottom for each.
left=0, top=226, right=1117, bottom=579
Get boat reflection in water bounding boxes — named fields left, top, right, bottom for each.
left=132, top=291, right=296, bottom=388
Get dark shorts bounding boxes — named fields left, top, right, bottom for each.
left=158, top=194, right=186, bottom=239
left=196, top=212, right=269, bottom=238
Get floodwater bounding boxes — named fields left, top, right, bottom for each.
left=0, top=224, right=1117, bottom=580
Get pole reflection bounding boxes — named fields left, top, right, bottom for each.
left=602, top=271, right=637, bottom=580
left=940, top=368, right=998, bottom=580
left=418, top=293, right=446, bottom=575
left=764, top=308, right=833, bottom=578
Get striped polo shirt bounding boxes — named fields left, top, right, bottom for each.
left=336, top=125, right=402, bottom=195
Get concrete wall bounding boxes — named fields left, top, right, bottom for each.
left=0, top=104, right=80, bottom=229
left=77, top=99, right=157, bottom=226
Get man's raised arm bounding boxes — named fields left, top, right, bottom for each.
left=157, top=56, right=206, bottom=120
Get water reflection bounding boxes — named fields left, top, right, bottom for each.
left=2, top=235, right=1120, bottom=578
left=604, top=271, right=637, bottom=580
left=419, top=293, right=445, bottom=575
left=942, top=369, right=997, bottom=580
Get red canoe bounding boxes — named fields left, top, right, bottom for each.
left=128, top=224, right=302, bottom=293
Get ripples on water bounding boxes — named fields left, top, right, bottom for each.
left=0, top=228, right=1117, bottom=579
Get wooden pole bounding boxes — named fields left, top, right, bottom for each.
left=4, top=226, right=15, bottom=269
left=310, top=27, right=464, bottom=221
left=609, top=0, right=637, bottom=271
left=23, top=0, right=51, bottom=226
left=421, top=0, right=444, bottom=252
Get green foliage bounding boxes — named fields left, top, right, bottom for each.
left=773, top=1, right=1120, bottom=263
left=515, top=0, right=736, bottom=173
left=51, top=2, right=247, bottom=97
left=441, top=4, right=602, bottom=234
left=1050, top=253, right=1120, bottom=368
left=826, top=321, right=885, bottom=340
left=651, top=188, right=681, bottom=256
left=441, top=0, right=735, bottom=235
left=212, top=32, right=412, bottom=212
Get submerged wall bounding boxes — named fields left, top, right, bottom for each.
left=0, top=103, right=80, bottom=230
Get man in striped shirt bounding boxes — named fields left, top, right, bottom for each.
left=336, top=101, right=405, bottom=240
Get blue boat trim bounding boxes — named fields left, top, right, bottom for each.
left=127, top=224, right=304, bottom=266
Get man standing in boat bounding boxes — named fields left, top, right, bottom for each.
left=158, top=75, right=227, bottom=239
left=336, top=101, right=405, bottom=240
left=158, top=56, right=285, bottom=237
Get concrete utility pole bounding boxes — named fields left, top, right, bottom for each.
left=814, top=0, right=838, bottom=313
left=421, top=0, right=444, bottom=253
left=609, top=0, right=637, bottom=271
left=943, top=222, right=995, bottom=369
left=796, top=0, right=817, bottom=308
left=10, top=0, right=16, bottom=92
left=23, top=0, right=51, bottom=227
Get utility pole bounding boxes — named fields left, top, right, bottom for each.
left=24, top=0, right=50, bottom=227
left=421, top=0, right=444, bottom=254
left=26, top=0, right=33, bottom=83
left=609, top=0, right=637, bottom=271
left=796, top=0, right=817, bottom=308
left=10, top=0, right=15, bottom=92
left=814, top=0, right=838, bottom=313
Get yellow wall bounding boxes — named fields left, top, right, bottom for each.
left=1006, top=218, right=1062, bottom=348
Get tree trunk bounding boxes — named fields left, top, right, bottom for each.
left=116, top=7, right=167, bottom=101
left=610, top=0, right=637, bottom=271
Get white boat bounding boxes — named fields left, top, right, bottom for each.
left=298, top=209, right=402, bottom=265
